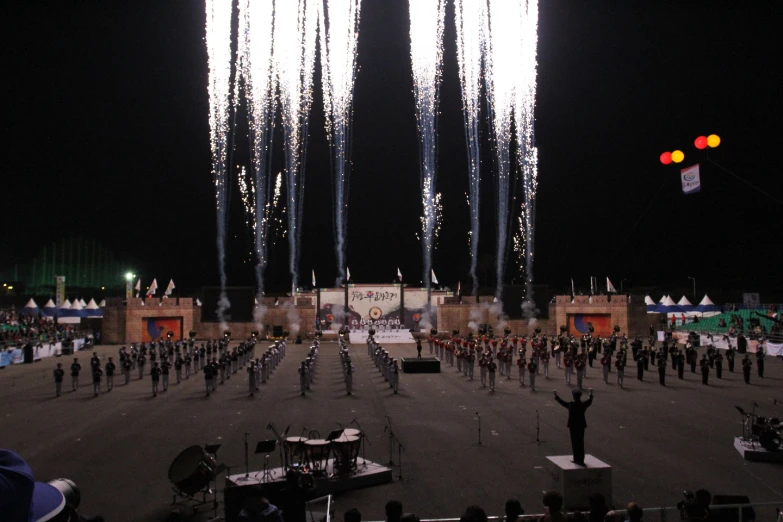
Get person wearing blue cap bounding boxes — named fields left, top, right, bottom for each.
left=553, top=388, right=594, bottom=466
left=0, top=449, right=66, bottom=521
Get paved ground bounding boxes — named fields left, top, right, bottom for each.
left=1, top=342, right=782, bottom=522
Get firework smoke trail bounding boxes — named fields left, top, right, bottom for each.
left=454, top=0, right=488, bottom=297
left=486, top=0, right=519, bottom=302
left=237, top=0, right=276, bottom=315
left=205, top=0, right=234, bottom=326
left=513, top=0, right=538, bottom=303
left=274, top=0, right=319, bottom=291
left=319, top=0, right=362, bottom=286
left=409, top=0, right=446, bottom=293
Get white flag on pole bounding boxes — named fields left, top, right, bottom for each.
left=346, top=267, right=351, bottom=281
left=397, top=267, right=403, bottom=282
left=457, top=281, right=461, bottom=296
left=312, top=270, right=316, bottom=287
left=134, top=278, right=141, bottom=298
left=571, top=278, right=575, bottom=296
left=164, top=279, right=175, bottom=296
left=147, top=279, right=158, bottom=296
left=431, top=270, right=439, bottom=285
left=607, top=277, right=617, bottom=293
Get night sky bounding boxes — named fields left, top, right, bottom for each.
left=3, top=1, right=782, bottom=300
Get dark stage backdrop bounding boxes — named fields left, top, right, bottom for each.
left=201, top=287, right=255, bottom=323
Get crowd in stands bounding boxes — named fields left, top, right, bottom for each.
left=0, top=310, right=80, bottom=347
left=335, top=489, right=721, bottom=522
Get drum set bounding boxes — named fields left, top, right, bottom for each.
left=283, top=428, right=364, bottom=477
left=736, top=404, right=782, bottom=452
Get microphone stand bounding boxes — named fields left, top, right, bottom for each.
left=395, top=436, right=408, bottom=482
left=472, top=412, right=484, bottom=447
left=352, top=418, right=370, bottom=468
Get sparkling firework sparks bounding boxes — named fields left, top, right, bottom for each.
left=455, top=0, right=488, bottom=297
left=486, top=0, right=519, bottom=301
left=205, top=0, right=234, bottom=325
left=275, top=0, right=319, bottom=290
left=238, top=166, right=255, bottom=231
left=319, top=0, right=362, bottom=286
left=237, top=0, right=276, bottom=296
left=409, top=0, right=445, bottom=292
left=514, top=0, right=539, bottom=296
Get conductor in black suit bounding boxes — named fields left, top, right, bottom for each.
left=554, top=388, right=594, bottom=466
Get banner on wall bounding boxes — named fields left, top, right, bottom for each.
left=567, top=313, right=612, bottom=337
left=142, top=317, right=183, bottom=342
left=346, top=286, right=401, bottom=329
left=403, top=289, right=429, bottom=329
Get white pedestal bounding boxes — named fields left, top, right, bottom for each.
left=545, top=455, right=612, bottom=509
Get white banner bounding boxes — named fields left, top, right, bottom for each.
left=347, top=286, right=401, bottom=324
left=680, top=164, right=701, bottom=194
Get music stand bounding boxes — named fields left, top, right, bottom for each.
left=255, top=440, right=277, bottom=482
left=204, top=444, right=222, bottom=456
left=326, top=429, right=345, bottom=441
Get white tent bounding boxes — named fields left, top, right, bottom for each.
left=85, top=299, right=99, bottom=310
left=59, top=299, right=72, bottom=310
left=79, top=298, right=87, bottom=307
left=84, top=298, right=103, bottom=318
left=677, top=296, right=693, bottom=307
left=44, top=299, right=56, bottom=308
left=23, top=298, right=38, bottom=309
left=693, top=294, right=722, bottom=317
left=644, top=295, right=656, bottom=305
left=99, top=299, right=106, bottom=307
left=70, top=300, right=84, bottom=311
left=658, top=295, right=667, bottom=303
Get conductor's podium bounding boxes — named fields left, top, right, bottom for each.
left=545, top=455, right=612, bottom=510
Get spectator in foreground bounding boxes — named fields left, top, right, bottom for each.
left=588, top=494, right=610, bottom=522
left=604, top=511, right=621, bottom=522
left=505, top=499, right=524, bottom=522
left=539, top=491, right=566, bottom=522
left=345, top=508, right=362, bottom=522
left=462, top=506, right=488, bottom=522
left=386, top=501, right=403, bottom=522
left=625, top=503, right=643, bottom=522
left=400, top=514, right=420, bottom=522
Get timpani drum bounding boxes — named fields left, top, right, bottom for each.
left=332, top=435, right=361, bottom=474
left=284, top=436, right=309, bottom=466
left=304, top=439, right=332, bottom=471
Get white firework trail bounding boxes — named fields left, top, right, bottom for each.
left=238, top=165, right=255, bottom=231
left=237, top=0, right=276, bottom=298
left=409, top=0, right=445, bottom=293
left=318, top=0, right=362, bottom=286
left=513, top=0, right=539, bottom=303
left=486, top=0, right=518, bottom=302
left=274, top=0, right=319, bottom=290
left=454, top=0, right=488, bottom=297
left=205, top=0, right=234, bottom=326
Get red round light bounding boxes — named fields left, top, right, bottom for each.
left=694, top=136, right=708, bottom=150
left=660, top=152, right=673, bottom=165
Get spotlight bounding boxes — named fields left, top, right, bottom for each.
left=251, top=331, right=259, bottom=338
left=224, top=330, right=232, bottom=339
left=167, top=331, right=174, bottom=339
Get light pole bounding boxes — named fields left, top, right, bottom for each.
left=687, top=277, right=696, bottom=301
left=125, top=272, right=136, bottom=300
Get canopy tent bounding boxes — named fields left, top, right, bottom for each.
left=59, top=299, right=72, bottom=310
left=656, top=296, right=685, bottom=315
left=84, top=298, right=103, bottom=318
left=692, top=294, right=722, bottom=317
left=99, top=299, right=106, bottom=307
left=59, top=299, right=83, bottom=323
left=22, top=298, right=39, bottom=314
left=79, top=298, right=87, bottom=307
left=43, top=299, right=56, bottom=308
left=41, top=299, right=57, bottom=318
left=677, top=296, right=694, bottom=311
left=645, top=295, right=658, bottom=312
left=658, top=295, right=667, bottom=303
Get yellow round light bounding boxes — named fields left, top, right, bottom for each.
left=672, top=150, right=685, bottom=163
left=707, top=134, right=721, bottom=148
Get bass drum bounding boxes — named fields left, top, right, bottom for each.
left=759, top=429, right=781, bottom=452
left=168, top=446, right=218, bottom=496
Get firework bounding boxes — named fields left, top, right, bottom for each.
left=514, top=0, right=539, bottom=297
left=205, top=0, right=234, bottom=325
left=454, top=0, right=488, bottom=296
left=409, top=0, right=446, bottom=292
left=319, top=0, right=362, bottom=286
left=236, top=0, right=276, bottom=297
left=275, top=0, right=319, bottom=290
